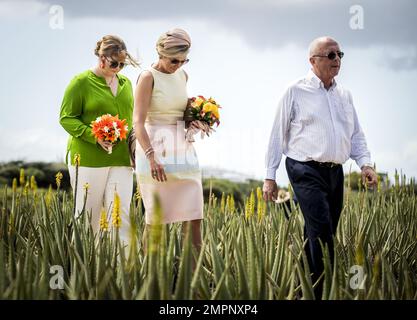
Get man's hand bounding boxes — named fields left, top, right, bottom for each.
left=263, top=179, right=278, bottom=202
left=361, top=165, right=378, bottom=188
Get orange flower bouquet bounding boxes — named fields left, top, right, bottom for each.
left=184, top=96, right=221, bottom=142
left=91, top=114, right=128, bottom=154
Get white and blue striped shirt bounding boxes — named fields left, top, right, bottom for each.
left=265, top=70, right=371, bottom=180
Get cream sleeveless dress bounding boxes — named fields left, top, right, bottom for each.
left=135, top=66, right=204, bottom=225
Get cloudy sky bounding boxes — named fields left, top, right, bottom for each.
left=1, top=0, right=416, bottom=186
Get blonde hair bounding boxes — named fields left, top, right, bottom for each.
left=95, top=35, right=139, bottom=67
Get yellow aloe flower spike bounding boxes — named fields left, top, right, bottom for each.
left=12, top=178, right=17, bottom=194
left=74, top=153, right=81, bottom=167
left=112, top=191, right=122, bottom=229
left=19, top=168, right=25, bottom=186
left=55, top=172, right=63, bottom=189
left=100, top=207, right=109, bottom=231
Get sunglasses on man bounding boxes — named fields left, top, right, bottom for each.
left=312, top=51, right=344, bottom=60
left=104, top=56, right=126, bottom=69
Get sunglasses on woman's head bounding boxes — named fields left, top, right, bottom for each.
left=312, top=51, right=344, bottom=60
left=104, top=56, right=126, bottom=69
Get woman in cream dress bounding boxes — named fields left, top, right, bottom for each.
left=134, top=28, right=203, bottom=249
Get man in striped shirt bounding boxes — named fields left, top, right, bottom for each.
left=263, top=36, right=378, bottom=298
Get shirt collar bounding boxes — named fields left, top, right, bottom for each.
left=306, top=69, right=337, bottom=90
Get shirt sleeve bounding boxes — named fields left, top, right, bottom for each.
left=265, top=87, right=293, bottom=180
left=348, top=91, right=372, bottom=169
left=59, top=77, right=96, bottom=144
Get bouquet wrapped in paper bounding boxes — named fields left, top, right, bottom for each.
left=91, top=114, right=128, bottom=154
left=275, top=189, right=291, bottom=204
left=184, top=96, right=221, bottom=142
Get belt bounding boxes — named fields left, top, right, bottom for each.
left=313, top=161, right=340, bottom=168
left=289, top=158, right=341, bottom=169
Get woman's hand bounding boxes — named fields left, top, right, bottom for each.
left=148, top=156, right=167, bottom=182
left=97, top=140, right=113, bottom=153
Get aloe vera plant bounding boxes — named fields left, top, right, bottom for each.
left=0, top=171, right=415, bottom=300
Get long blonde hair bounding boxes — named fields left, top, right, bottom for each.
left=95, top=35, right=139, bottom=67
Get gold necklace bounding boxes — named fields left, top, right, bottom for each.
left=93, top=67, right=115, bottom=86
left=107, top=74, right=116, bottom=86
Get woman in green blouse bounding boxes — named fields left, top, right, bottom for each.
left=59, top=35, right=138, bottom=245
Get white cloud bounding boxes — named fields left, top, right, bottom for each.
left=0, top=0, right=49, bottom=19
left=403, top=140, right=417, bottom=164
left=0, top=9, right=416, bottom=187
left=0, top=128, right=67, bottom=163
left=358, top=140, right=417, bottom=183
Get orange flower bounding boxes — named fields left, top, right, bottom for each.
left=91, top=114, right=129, bottom=145
left=192, top=96, right=205, bottom=108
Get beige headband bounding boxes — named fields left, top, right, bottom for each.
left=157, top=28, right=191, bottom=57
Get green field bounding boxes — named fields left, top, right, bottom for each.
left=0, top=171, right=416, bottom=300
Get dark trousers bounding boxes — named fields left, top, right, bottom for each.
left=285, top=157, right=344, bottom=296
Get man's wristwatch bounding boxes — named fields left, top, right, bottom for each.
left=361, top=164, right=374, bottom=170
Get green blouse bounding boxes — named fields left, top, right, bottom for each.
left=59, top=70, right=134, bottom=167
